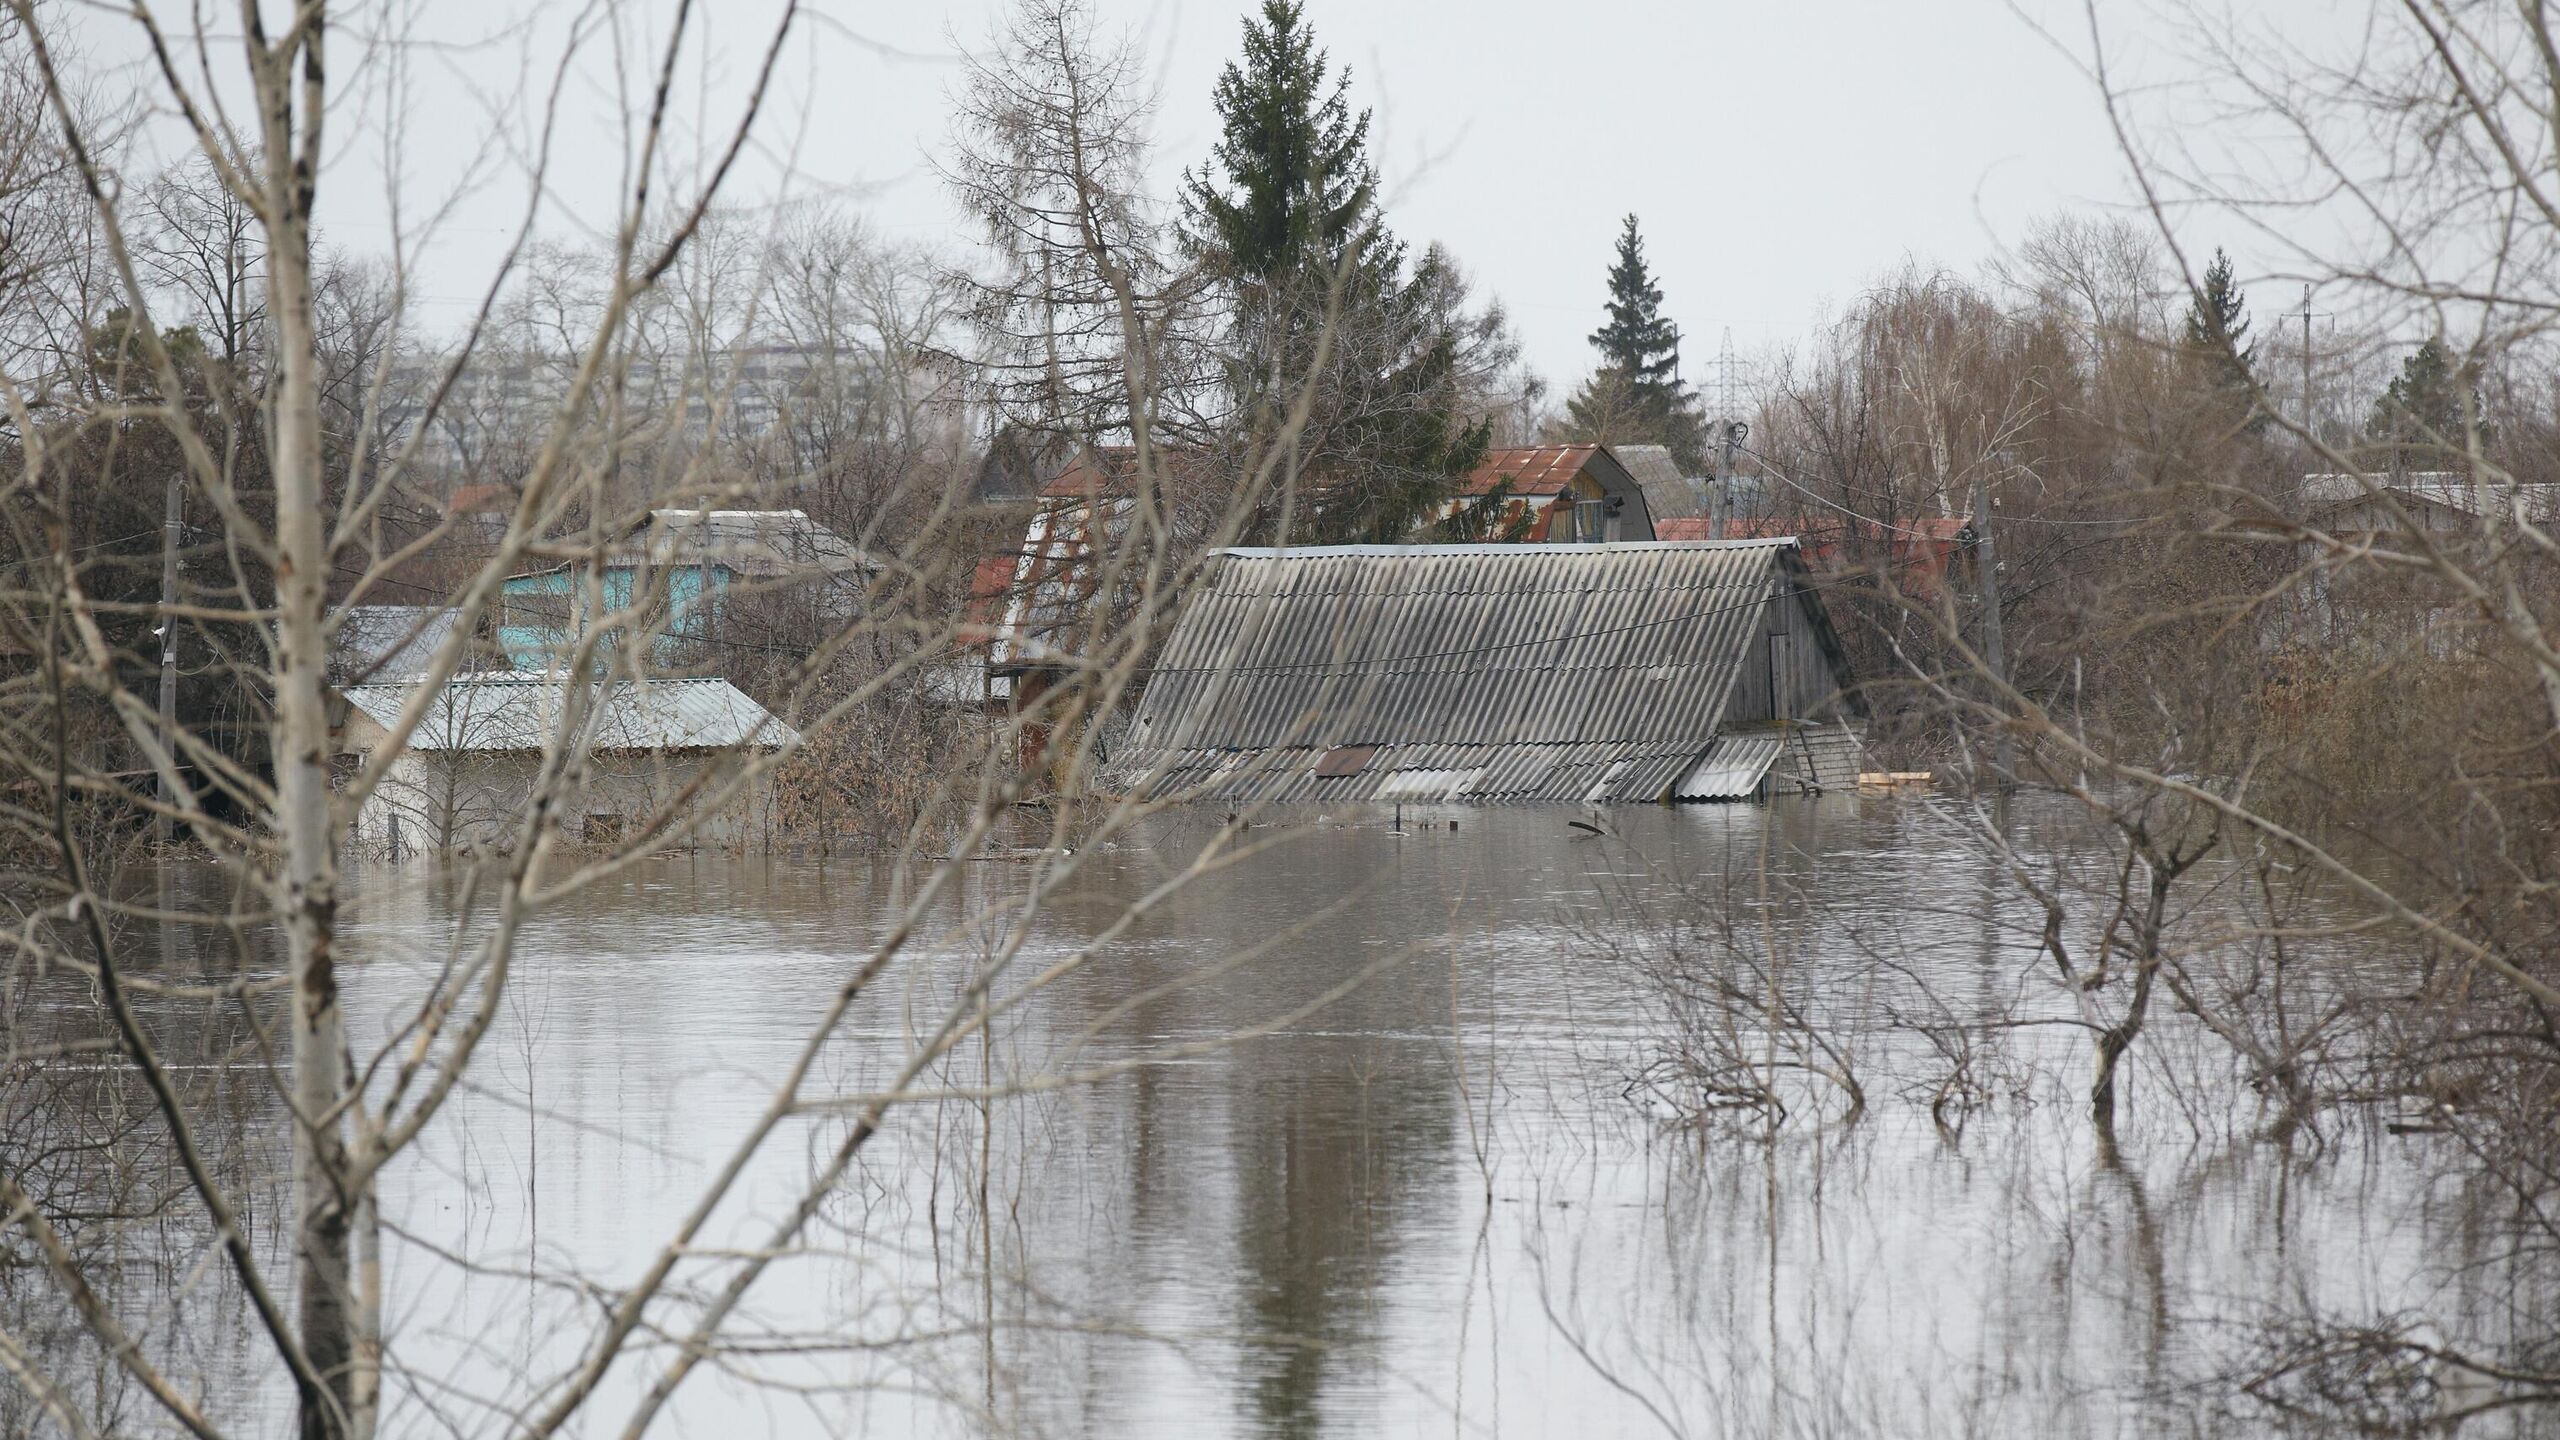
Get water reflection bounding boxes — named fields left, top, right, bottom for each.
left=7, top=798, right=2553, bottom=1437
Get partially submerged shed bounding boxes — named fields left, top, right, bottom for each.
left=338, top=676, right=796, bottom=853
left=1111, top=541, right=1862, bottom=804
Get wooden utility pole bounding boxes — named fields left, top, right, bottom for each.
left=155, top=471, right=180, bottom=846
left=1972, top=467, right=2014, bottom=787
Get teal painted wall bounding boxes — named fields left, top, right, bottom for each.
left=498, top=564, right=726, bottom=669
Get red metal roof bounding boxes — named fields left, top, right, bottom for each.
left=962, top=555, right=1019, bottom=631
left=1459, top=445, right=1602, bottom=498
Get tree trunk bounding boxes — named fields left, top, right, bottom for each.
left=254, top=28, right=358, bottom=1436
left=2091, top=861, right=2174, bottom=1130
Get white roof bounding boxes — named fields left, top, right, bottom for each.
left=1675, top=735, right=1787, bottom=800
left=621, top=508, right=871, bottom=577
left=2298, top=472, right=2560, bottom=519
left=340, top=677, right=794, bottom=753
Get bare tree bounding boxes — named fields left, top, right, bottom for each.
left=0, top=2, right=1374, bottom=1436
left=1839, top=4, right=2560, bottom=1418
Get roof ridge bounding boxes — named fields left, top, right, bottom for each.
left=1213, top=540, right=1797, bottom=558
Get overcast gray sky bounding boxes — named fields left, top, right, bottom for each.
left=105, top=1, right=2354, bottom=389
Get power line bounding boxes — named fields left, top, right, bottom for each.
left=1737, top=444, right=2147, bottom=531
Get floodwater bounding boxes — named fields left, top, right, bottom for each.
left=11, top=798, right=2555, bottom=1437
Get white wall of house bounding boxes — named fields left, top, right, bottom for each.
left=341, top=731, right=780, bottom=857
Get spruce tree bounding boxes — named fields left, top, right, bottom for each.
left=1590, top=215, right=1680, bottom=389
left=1183, top=0, right=1373, bottom=285
left=1181, top=0, right=1502, bottom=542
left=2179, top=248, right=2261, bottom=428
left=2181, top=248, right=2255, bottom=382
left=2367, top=337, right=2488, bottom=462
left=1563, top=215, right=1703, bottom=470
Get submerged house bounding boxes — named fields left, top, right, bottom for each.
left=968, top=442, right=1671, bottom=706
left=1108, top=540, right=1862, bottom=804
left=337, top=675, right=796, bottom=854
left=2263, top=471, right=2560, bottom=656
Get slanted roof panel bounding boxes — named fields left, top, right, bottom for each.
left=1126, top=542, right=1804, bottom=754
left=337, top=606, right=461, bottom=681
left=1675, top=735, right=1786, bottom=800
left=342, top=677, right=795, bottom=753
left=1458, top=444, right=1601, bottom=497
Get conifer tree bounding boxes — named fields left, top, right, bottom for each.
left=2181, top=248, right=2254, bottom=360
left=1180, top=0, right=1511, bottom=542
left=2367, top=336, right=2489, bottom=463
left=1590, top=215, right=1680, bottom=388
left=2180, top=247, right=2257, bottom=407
left=1183, top=0, right=1373, bottom=286
left=1563, top=215, right=1703, bottom=471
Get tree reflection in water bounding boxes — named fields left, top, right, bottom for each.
left=6, top=801, right=2553, bottom=1437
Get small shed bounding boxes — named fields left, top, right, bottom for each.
left=338, top=676, right=796, bottom=854
left=1111, top=541, right=1861, bottom=804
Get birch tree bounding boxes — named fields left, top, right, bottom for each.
left=0, top=3, right=1327, bottom=1435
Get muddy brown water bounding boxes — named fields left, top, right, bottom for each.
left=10, top=797, right=2549, bottom=1437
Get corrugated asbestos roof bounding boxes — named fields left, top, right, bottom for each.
left=341, top=677, right=795, bottom=753
left=337, top=606, right=461, bottom=681
left=1614, top=444, right=1707, bottom=520
left=1114, top=542, right=1831, bottom=803
left=1676, top=735, right=1786, bottom=800
left=2295, top=472, right=2560, bottom=522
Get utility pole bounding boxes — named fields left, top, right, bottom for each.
left=2300, top=284, right=2311, bottom=433
left=2286, top=284, right=2327, bottom=436
left=1708, top=329, right=1740, bottom=537
left=1714, top=420, right=1739, bottom=539
left=1971, top=465, right=2014, bottom=788
left=155, top=471, right=180, bottom=846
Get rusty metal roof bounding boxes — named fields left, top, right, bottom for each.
left=1458, top=444, right=1602, bottom=497
left=1113, top=541, right=1850, bottom=803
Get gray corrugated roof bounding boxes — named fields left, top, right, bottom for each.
left=337, top=606, right=462, bottom=681
left=341, top=677, right=794, bottom=753
left=1129, top=542, right=1796, bottom=750
left=2296, top=472, right=2560, bottom=521
left=1127, top=739, right=1705, bottom=804
left=1614, top=444, right=1707, bottom=520
left=1675, top=735, right=1785, bottom=800
left=1115, top=542, right=1833, bottom=802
